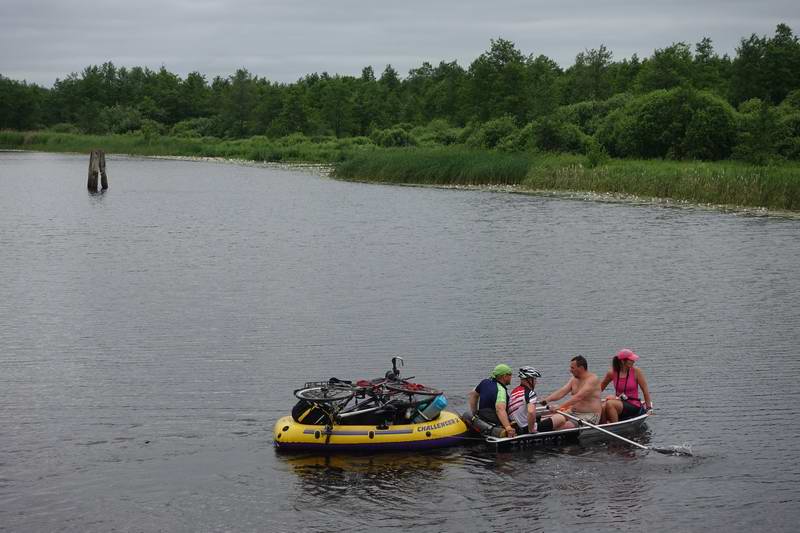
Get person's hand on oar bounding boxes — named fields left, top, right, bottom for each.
left=542, top=400, right=568, bottom=413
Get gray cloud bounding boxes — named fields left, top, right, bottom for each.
left=2, top=0, right=799, bottom=85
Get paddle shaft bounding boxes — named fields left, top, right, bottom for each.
left=557, top=410, right=650, bottom=450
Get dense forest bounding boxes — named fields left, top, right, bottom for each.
left=2, top=23, right=800, bottom=163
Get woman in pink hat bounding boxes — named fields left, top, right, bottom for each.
left=600, top=349, right=653, bottom=423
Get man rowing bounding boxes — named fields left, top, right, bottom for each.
left=468, top=363, right=516, bottom=437
left=539, top=355, right=602, bottom=431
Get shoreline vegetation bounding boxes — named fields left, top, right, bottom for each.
left=1, top=130, right=798, bottom=213
left=2, top=24, right=799, bottom=212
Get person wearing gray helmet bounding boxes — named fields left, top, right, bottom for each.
left=508, top=366, right=542, bottom=434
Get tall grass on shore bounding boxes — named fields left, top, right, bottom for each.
left=336, top=148, right=800, bottom=211
left=524, top=159, right=800, bottom=211
left=335, top=148, right=532, bottom=186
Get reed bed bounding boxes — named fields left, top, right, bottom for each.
left=524, top=159, right=800, bottom=211
left=335, top=148, right=532, bottom=186
left=337, top=148, right=800, bottom=211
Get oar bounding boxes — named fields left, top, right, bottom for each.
left=556, top=409, right=692, bottom=456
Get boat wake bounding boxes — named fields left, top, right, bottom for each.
left=655, top=442, right=693, bottom=456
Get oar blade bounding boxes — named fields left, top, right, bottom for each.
left=651, top=443, right=693, bottom=456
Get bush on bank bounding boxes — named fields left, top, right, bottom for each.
left=597, top=87, right=737, bottom=160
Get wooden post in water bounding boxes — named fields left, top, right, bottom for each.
left=87, top=150, right=108, bottom=191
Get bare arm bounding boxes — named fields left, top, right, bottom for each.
left=526, top=402, right=537, bottom=431
left=636, top=368, right=653, bottom=409
left=544, top=379, right=574, bottom=403
left=560, top=375, right=599, bottom=411
left=600, top=370, right=613, bottom=392
left=495, top=402, right=516, bottom=437
left=467, top=390, right=479, bottom=414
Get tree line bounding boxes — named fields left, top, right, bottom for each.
left=1, top=23, right=799, bottom=162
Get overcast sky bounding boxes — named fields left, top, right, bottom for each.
left=2, top=0, right=799, bottom=86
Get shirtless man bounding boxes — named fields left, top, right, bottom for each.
left=539, top=355, right=602, bottom=431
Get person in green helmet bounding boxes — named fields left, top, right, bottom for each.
left=467, top=363, right=516, bottom=437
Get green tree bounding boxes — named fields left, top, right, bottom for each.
left=379, top=65, right=401, bottom=92
left=0, top=76, right=45, bottom=129
left=360, top=66, right=376, bottom=83
left=693, top=37, right=729, bottom=95
left=635, top=42, right=694, bottom=92
left=467, top=38, right=529, bottom=122
left=179, top=71, right=212, bottom=120
left=352, top=76, right=384, bottom=135
left=561, top=45, right=614, bottom=103
left=422, top=61, right=468, bottom=124
left=777, top=90, right=800, bottom=159
left=731, top=34, right=768, bottom=103
left=733, top=99, right=785, bottom=163
left=526, top=55, right=562, bottom=120
left=317, top=76, right=356, bottom=136
left=253, top=81, right=284, bottom=136
left=732, top=24, right=800, bottom=104
left=763, top=24, right=800, bottom=103
left=607, top=54, right=642, bottom=94
left=219, top=69, right=258, bottom=137
left=275, top=86, right=310, bottom=135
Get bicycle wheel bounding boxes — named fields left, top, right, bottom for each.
left=385, top=381, right=442, bottom=396
left=295, top=384, right=354, bottom=402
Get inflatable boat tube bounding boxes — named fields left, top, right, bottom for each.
left=274, top=409, right=468, bottom=452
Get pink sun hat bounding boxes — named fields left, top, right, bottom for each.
left=617, top=349, right=639, bottom=361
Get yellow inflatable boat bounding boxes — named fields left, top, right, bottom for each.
left=273, top=409, right=468, bottom=452
left=273, top=357, right=468, bottom=452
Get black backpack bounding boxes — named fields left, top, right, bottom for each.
left=291, top=399, right=329, bottom=425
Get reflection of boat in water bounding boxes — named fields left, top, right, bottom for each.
left=468, top=411, right=650, bottom=449
left=284, top=449, right=457, bottom=475
left=273, top=358, right=468, bottom=452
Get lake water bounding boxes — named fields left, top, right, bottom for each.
left=1, top=151, right=799, bottom=532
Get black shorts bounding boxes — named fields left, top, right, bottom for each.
left=620, top=400, right=645, bottom=420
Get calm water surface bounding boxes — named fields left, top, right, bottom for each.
left=1, top=151, right=799, bottom=532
